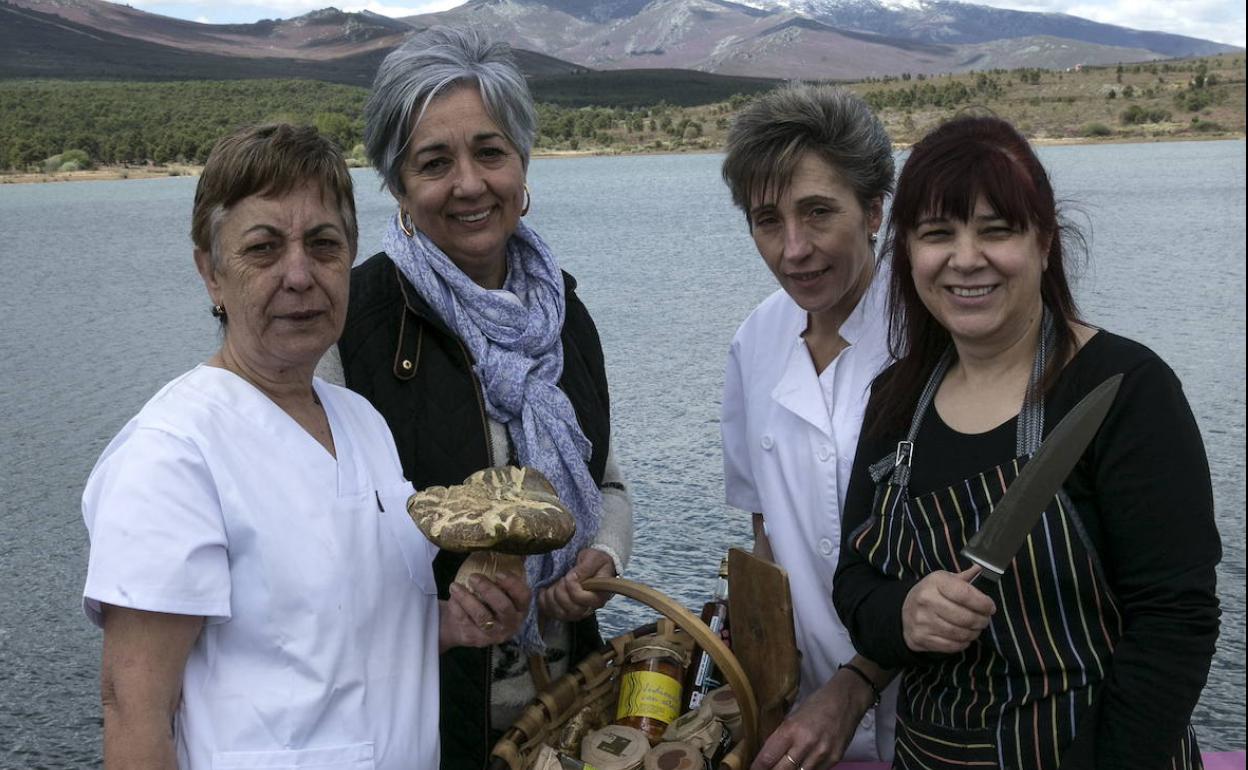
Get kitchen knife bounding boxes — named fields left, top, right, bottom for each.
left=961, top=373, right=1123, bottom=583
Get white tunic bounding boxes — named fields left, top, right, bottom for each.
left=82, top=365, right=439, bottom=770
left=721, top=272, right=898, bottom=762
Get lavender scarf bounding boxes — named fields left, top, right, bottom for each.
left=385, top=215, right=602, bottom=651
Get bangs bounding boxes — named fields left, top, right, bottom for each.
left=193, top=124, right=356, bottom=253
left=895, top=136, right=1053, bottom=236
left=739, top=136, right=806, bottom=216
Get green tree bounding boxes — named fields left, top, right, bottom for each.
left=313, top=112, right=358, bottom=150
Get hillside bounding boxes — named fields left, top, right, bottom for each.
left=1, top=54, right=1242, bottom=178
left=0, top=1, right=583, bottom=84
left=0, top=3, right=391, bottom=85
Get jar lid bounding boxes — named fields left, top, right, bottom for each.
left=622, top=636, right=688, bottom=665
left=642, top=741, right=704, bottom=770
left=582, top=725, right=650, bottom=769
left=661, top=703, right=719, bottom=746
left=706, top=685, right=740, bottom=719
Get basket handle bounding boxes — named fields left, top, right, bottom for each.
left=581, top=575, right=759, bottom=760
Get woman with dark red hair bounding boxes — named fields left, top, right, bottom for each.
left=833, top=115, right=1220, bottom=769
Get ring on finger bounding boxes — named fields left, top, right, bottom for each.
left=480, top=619, right=496, bottom=631
left=783, top=754, right=805, bottom=770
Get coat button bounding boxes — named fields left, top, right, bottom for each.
left=818, top=537, right=834, bottom=555
left=761, top=435, right=774, bottom=450
left=818, top=445, right=831, bottom=461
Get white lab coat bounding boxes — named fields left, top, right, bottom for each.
left=83, top=365, right=439, bottom=770
left=721, top=273, right=897, bottom=762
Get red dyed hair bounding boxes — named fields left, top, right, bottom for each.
left=869, top=115, right=1083, bottom=437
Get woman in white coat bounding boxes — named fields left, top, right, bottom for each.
left=719, top=84, right=898, bottom=770
left=80, top=124, right=529, bottom=770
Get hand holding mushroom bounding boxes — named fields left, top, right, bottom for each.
left=407, top=466, right=577, bottom=651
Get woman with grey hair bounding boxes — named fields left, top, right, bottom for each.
left=321, top=25, right=633, bottom=770
left=719, top=83, right=898, bottom=770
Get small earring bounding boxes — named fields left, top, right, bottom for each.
left=397, top=208, right=415, bottom=238
left=520, top=184, right=531, bottom=217
left=869, top=233, right=879, bottom=247
left=211, top=303, right=227, bottom=319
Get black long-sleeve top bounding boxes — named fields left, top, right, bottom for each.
left=833, top=330, right=1221, bottom=769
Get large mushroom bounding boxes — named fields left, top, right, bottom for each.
left=406, top=466, right=576, bottom=590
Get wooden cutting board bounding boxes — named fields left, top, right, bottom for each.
left=727, top=547, right=800, bottom=742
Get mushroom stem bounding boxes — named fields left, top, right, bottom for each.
left=454, top=551, right=527, bottom=594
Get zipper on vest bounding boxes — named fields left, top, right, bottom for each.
left=454, top=338, right=494, bottom=467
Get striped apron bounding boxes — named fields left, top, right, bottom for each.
left=851, top=327, right=1203, bottom=770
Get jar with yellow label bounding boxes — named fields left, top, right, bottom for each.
left=614, top=638, right=687, bottom=744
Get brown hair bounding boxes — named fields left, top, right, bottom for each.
left=869, top=115, right=1083, bottom=437
left=191, top=124, right=358, bottom=262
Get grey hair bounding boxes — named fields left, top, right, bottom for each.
left=722, top=83, right=894, bottom=226
left=364, top=25, right=537, bottom=198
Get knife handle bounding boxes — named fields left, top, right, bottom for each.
left=970, top=568, right=1002, bottom=586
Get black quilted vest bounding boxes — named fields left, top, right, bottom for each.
left=337, top=252, right=609, bottom=770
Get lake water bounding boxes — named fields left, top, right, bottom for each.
left=1, top=141, right=1243, bottom=765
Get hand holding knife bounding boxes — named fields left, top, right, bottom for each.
left=902, top=374, right=1123, bottom=655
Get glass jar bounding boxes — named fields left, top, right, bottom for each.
left=705, top=685, right=742, bottom=743
left=642, top=741, right=704, bottom=770
left=614, top=637, right=687, bottom=744
left=662, top=703, right=731, bottom=764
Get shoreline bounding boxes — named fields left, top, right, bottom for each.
left=2, top=132, right=1242, bottom=185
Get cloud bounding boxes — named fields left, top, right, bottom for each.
left=976, top=0, right=1245, bottom=47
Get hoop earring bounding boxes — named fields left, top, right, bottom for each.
left=397, top=208, right=415, bottom=238
left=520, top=184, right=531, bottom=217
left=211, top=303, right=227, bottom=319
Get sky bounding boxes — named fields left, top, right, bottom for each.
left=130, top=0, right=1246, bottom=48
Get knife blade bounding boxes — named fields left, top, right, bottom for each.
left=961, top=373, right=1123, bottom=583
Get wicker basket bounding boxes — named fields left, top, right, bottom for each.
left=488, top=576, right=761, bottom=770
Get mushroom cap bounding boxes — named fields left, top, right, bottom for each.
left=406, top=466, right=576, bottom=554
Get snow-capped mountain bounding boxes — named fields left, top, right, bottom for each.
left=407, top=0, right=1237, bottom=79
left=4, top=0, right=1238, bottom=85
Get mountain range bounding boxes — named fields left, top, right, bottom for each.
left=408, top=0, right=1237, bottom=78
left=1, top=0, right=1240, bottom=86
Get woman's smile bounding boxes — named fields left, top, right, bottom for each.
left=787, top=266, right=832, bottom=284
left=448, top=206, right=496, bottom=228
left=946, top=284, right=998, bottom=299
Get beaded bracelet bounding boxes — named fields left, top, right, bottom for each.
left=838, top=662, right=882, bottom=707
